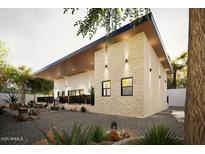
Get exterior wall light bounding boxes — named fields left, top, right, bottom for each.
left=150, top=68, right=152, bottom=72
left=105, top=65, right=108, bottom=68
left=125, top=59, right=128, bottom=63
left=159, top=75, right=161, bottom=78
left=111, top=120, right=117, bottom=130
left=65, top=85, right=67, bottom=87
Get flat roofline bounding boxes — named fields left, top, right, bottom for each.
left=33, top=13, right=173, bottom=77
left=150, top=14, right=173, bottom=72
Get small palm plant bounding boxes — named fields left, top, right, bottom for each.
left=4, top=93, right=19, bottom=104
left=140, top=124, right=181, bottom=145
left=43, top=123, right=93, bottom=145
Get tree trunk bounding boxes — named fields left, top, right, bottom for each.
left=172, top=70, right=177, bottom=89
left=185, top=8, right=205, bottom=144
left=34, top=93, right=36, bottom=102
left=21, top=85, right=26, bottom=105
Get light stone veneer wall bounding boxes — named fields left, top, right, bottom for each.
left=143, top=34, right=168, bottom=117
left=53, top=32, right=168, bottom=118
left=94, top=32, right=145, bottom=117
left=54, top=71, right=94, bottom=98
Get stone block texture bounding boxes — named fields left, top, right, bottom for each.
left=54, top=32, right=168, bottom=118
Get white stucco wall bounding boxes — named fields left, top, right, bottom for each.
left=143, top=34, right=168, bottom=117
left=167, top=88, right=186, bottom=107
left=54, top=71, right=94, bottom=98
left=0, top=93, right=46, bottom=105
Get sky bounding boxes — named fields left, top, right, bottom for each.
left=0, top=8, right=189, bottom=72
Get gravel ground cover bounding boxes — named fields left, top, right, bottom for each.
left=0, top=109, right=184, bottom=145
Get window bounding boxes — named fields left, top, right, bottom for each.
left=68, top=89, right=84, bottom=96
left=102, top=80, right=111, bottom=96
left=76, top=90, right=80, bottom=96
left=57, top=91, right=60, bottom=97
left=62, top=91, right=65, bottom=96
left=79, top=89, right=84, bottom=95
left=121, top=77, right=133, bottom=96
left=71, top=90, right=76, bottom=96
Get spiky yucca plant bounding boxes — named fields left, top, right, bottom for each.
left=4, top=93, right=18, bottom=104
left=140, top=124, right=181, bottom=145
left=43, top=123, right=93, bottom=145
left=91, top=125, right=106, bottom=143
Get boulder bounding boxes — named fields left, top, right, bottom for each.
left=107, top=129, right=121, bottom=141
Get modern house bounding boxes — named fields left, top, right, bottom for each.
left=34, top=13, right=173, bottom=118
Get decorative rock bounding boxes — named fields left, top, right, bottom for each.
left=119, top=128, right=142, bottom=138
left=107, top=129, right=121, bottom=141
left=113, top=136, right=144, bottom=145
left=29, top=115, right=40, bottom=120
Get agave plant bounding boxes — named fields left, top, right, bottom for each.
left=4, top=93, right=19, bottom=104
left=91, top=125, right=106, bottom=143
left=140, top=124, right=181, bottom=145
left=43, top=123, right=93, bottom=145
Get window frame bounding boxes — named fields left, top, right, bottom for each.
left=121, top=77, right=133, bottom=96
left=68, top=89, right=84, bottom=96
left=102, top=80, right=111, bottom=97
left=57, top=91, right=60, bottom=97
left=71, top=90, right=76, bottom=96
left=79, top=89, right=84, bottom=95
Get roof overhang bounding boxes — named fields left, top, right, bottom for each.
left=33, top=13, right=173, bottom=80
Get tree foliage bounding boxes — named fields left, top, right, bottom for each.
left=0, top=41, right=18, bottom=90
left=64, top=8, right=151, bottom=40
left=0, top=40, right=9, bottom=64
left=27, top=77, right=54, bottom=96
left=0, top=64, right=18, bottom=91
left=168, top=51, right=188, bottom=89
left=13, top=66, right=32, bottom=104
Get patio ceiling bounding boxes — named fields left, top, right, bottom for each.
left=33, top=13, right=173, bottom=80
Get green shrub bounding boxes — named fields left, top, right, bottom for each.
left=43, top=123, right=93, bottom=145
left=80, top=106, right=86, bottom=112
left=4, top=93, right=18, bottom=104
left=29, top=108, right=39, bottom=116
left=91, top=125, right=106, bottom=143
left=140, top=124, right=181, bottom=145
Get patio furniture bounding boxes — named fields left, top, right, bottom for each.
left=18, top=108, right=28, bottom=116
left=51, top=106, right=60, bottom=111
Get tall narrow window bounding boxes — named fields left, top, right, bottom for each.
left=71, top=90, right=76, bottom=96
left=62, top=91, right=65, bottom=96
left=57, top=91, right=60, bottom=97
left=76, top=90, right=80, bottom=96
left=121, top=77, right=133, bottom=96
left=102, top=80, right=111, bottom=96
left=79, top=89, right=84, bottom=95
